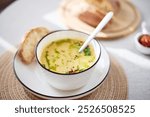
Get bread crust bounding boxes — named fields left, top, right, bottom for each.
left=18, top=27, right=49, bottom=64
left=79, top=10, right=105, bottom=27
left=78, top=0, right=120, bottom=27
left=62, top=0, right=120, bottom=27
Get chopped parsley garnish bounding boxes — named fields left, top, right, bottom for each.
left=83, top=46, right=91, bottom=56
left=45, top=51, right=50, bottom=69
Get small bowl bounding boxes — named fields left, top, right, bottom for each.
left=135, top=32, right=150, bottom=55
left=35, top=30, right=101, bottom=91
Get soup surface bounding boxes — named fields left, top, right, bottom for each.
left=40, top=38, right=96, bottom=74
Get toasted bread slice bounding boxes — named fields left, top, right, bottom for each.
left=19, top=27, right=49, bottom=64
left=62, top=0, right=120, bottom=27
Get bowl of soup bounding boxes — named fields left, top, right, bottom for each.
left=35, top=30, right=101, bottom=91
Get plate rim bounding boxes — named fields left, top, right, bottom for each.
left=13, top=47, right=110, bottom=99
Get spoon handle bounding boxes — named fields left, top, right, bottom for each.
left=79, top=12, right=113, bottom=53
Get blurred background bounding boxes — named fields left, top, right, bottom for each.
left=0, top=0, right=14, bottom=12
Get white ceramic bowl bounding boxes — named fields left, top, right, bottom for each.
left=135, top=32, right=150, bottom=55
left=35, top=30, right=101, bottom=91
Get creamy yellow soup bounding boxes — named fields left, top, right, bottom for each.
left=40, top=38, right=95, bottom=74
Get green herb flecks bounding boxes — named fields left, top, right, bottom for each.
left=55, top=39, right=71, bottom=45
left=50, top=66, right=56, bottom=71
left=54, top=49, right=60, bottom=54
left=83, top=46, right=91, bottom=56
left=79, top=69, right=84, bottom=72
left=45, top=51, right=51, bottom=69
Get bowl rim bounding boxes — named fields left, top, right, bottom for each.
left=35, top=29, right=101, bottom=75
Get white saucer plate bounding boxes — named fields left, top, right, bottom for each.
left=13, top=45, right=110, bottom=99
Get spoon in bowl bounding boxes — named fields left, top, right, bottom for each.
left=79, top=11, right=114, bottom=53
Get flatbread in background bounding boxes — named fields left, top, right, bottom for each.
left=18, top=27, right=50, bottom=64
left=61, top=0, right=120, bottom=27
left=59, top=0, right=140, bottom=39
